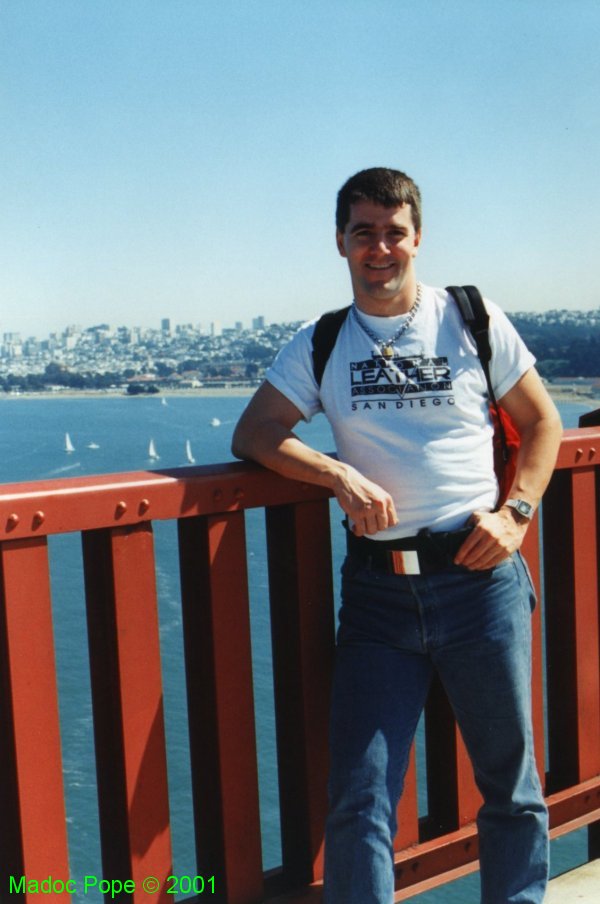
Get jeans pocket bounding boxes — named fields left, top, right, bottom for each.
left=515, top=551, right=538, bottom=613
left=340, top=555, right=365, bottom=582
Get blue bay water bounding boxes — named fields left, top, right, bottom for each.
left=0, top=395, right=593, bottom=901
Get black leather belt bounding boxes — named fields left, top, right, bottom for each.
left=345, top=526, right=473, bottom=575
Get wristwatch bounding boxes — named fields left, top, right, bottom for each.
left=503, top=498, right=535, bottom=521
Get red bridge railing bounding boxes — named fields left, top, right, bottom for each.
left=0, top=425, right=599, bottom=903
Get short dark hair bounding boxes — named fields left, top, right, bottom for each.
left=336, top=167, right=422, bottom=234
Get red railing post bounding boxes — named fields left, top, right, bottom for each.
left=82, top=523, right=172, bottom=902
left=521, top=516, right=546, bottom=786
left=543, top=467, right=600, bottom=792
left=265, top=499, right=336, bottom=890
left=0, top=537, right=70, bottom=902
left=178, top=512, right=264, bottom=904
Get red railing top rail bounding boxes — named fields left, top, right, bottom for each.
left=0, top=425, right=596, bottom=541
left=0, top=460, right=329, bottom=541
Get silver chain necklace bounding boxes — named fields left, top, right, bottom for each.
left=352, top=283, right=422, bottom=359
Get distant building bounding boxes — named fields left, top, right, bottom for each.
left=211, top=322, right=222, bottom=337
left=252, top=316, right=265, bottom=330
left=161, top=318, right=171, bottom=333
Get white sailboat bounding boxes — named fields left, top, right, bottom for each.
left=148, top=438, right=160, bottom=460
left=87, top=442, right=100, bottom=449
left=185, top=439, right=195, bottom=464
left=64, top=433, right=75, bottom=453
left=210, top=417, right=221, bottom=427
left=161, top=397, right=168, bottom=407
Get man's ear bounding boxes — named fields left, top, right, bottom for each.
left=412, top=229, right=422, bottom=256
left=336, top=230, right=347, bottom=258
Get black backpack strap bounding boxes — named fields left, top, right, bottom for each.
left=446, top=285, right=492, bottom=365
left=311, top=305, right=351, bottom=388
left=446, top=284, right=509, bottom=462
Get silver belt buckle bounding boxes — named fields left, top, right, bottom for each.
left=390, top=549, right=421, bottom=575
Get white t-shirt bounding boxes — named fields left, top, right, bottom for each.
left=266, top=285, right=535, bottom=538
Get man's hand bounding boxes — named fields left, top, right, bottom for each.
left=333, top=464, right=398, bottom=536
left=232, top=382, right=397, bottom=537
left=453, top=508, right=528, bottom=571
left=453, top=367, right=561, bottom=572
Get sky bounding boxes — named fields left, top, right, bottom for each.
left=1, top=0, right=599, bottom=337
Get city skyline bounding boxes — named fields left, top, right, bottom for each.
left=2, top=1, right=600, bottom=337
left=1, top=313, right=273, bottom=346
left=4, top=302, right=600, bottom=349
left=1, top=306, right=599, bottom=395
left=2, top=303, right=598, bottom=352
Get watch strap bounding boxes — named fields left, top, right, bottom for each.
left=504, top=498, right=535, bottom=520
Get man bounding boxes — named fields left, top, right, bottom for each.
left=232, top=168, right=562, bottom=903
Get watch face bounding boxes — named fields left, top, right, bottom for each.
left=510, top=499, right=533, bottom=518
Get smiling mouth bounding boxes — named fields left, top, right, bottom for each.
left=365, top=263, right=396, bottom=272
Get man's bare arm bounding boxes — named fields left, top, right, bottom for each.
left=455, top=367, right=563, bottom=570
left=232, top=381, right=398, bottom=535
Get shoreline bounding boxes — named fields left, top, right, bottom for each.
left=0, top=386, right=258, bottom=401
left=0, top=386, right=595, bottom=406
left=545, top=389, right=596, bottom=406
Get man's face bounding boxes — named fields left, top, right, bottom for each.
left=336, top=200, right=421, bottom=315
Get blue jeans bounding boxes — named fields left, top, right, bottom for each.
left=323, top=553, right=548, bottom=904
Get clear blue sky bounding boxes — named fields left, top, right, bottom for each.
left=2, top=0, right=599, bottom=336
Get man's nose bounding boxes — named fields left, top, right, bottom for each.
left=370, top=234, right=390, bottom=252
